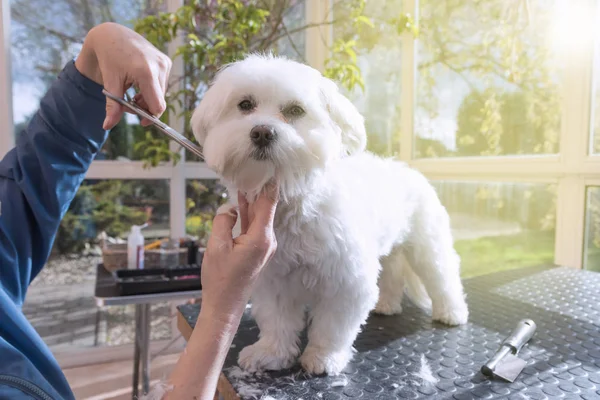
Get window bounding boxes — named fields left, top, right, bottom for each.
left=185, top=179, right=228, bottom=247
left=10, top=0, right=167, bottom=162
left=277, top=0, right=307, bottom=61
left=334, top=0, right=403, bottom=157
left=584, top=187, right=600, bottom=271
left=415, top=0, right=562, bottom=158
left=22, top=179, right=170, bottom=350
left=433, top=181, right=556, bottom=277
left=593, top=25, right=600, bottom=154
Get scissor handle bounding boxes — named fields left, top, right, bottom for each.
left=102, top=90, right=167, bottom=128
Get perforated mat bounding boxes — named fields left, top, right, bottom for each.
left=178, top=265, right=600, bottom=399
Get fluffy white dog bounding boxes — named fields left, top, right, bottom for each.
left=191, top=54, right=469, bottom=375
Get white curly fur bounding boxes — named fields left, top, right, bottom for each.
left=191, top=54, right=469, bottom=375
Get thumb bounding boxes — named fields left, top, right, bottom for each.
left=247, top=180, right=279, bottom=237
left=208, top=205, right=238, bottom=248
left=103, top=77, right=125, bottom=130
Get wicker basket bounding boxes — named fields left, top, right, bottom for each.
left=101, top=243, right=128, bottom=272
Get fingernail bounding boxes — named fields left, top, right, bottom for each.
left=102, top=117, right=109, bottom=130
left=216, top=204, right=238, bottom=218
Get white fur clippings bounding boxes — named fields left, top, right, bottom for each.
left=138, top=381, right=173, bottom=400
left=330, top=376, right=349, bottom=387
left=414, top=354, right=439, bottom=385
left=191, top=53, right=469, bottom=375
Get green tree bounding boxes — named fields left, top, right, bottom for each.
left=455, top=90, right=557, bottom=156
left=132, top=0, right=401, bottom=151
left=55, top=181, right=150, bottom=254
left=185, top=180, right=228, bottom=246
left=11, top=0, right=169, bottom=163
left=416, top=0, right=561, bottom=158
left=11, top=0, right=155, bottom=81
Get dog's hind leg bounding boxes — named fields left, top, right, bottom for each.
left=403, top=197, right=468, bottom=326
left=374, top=247, right=406, bottom=315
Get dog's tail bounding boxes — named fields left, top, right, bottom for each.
left=403, top=264, right=432, bottom=311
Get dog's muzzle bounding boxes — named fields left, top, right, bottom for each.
left=250, top=125, right=277, bottom=160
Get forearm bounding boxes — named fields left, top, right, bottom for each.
left=165, top=306, right=245, bottom=399
left=0, top=60, right=107, bottom=302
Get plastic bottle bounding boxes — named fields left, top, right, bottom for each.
left=127, top=225, right=145, bottom=269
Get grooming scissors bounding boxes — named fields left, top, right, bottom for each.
left=102, top=89, right=204, bottom=158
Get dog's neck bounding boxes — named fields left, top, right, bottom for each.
left=280, top=168, right=325, bottom=198
left=273, top=169, right=330, bottom=222
left=226, top=168, right=328, bottom=220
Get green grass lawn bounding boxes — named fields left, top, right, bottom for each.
left=455, top=231, right=555, bottom=278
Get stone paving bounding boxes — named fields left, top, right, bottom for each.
left=23, top=255, right=172, bottom=351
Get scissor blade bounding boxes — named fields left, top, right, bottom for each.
left=102, top=89, right=204, bottom=158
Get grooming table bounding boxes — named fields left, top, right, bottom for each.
left=177, top=265, right=600, bottom=399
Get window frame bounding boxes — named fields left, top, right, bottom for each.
left=0, top=0, right=13, bottom=158
left=591, top=0, right=600, bottom=155
left=582, top=179, right=600, bottom=270
left=1, top=0, right=599, bottom=365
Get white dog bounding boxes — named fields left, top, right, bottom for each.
left=191, top=54, right=469, bottom=375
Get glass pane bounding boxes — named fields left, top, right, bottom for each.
left=23, top=179, right=171, bottom=350
left=276, top=0, right=306, bottom=61
left=433, top=181, right=556, bottom=278
left=584, top=187, right=600, bottom=271
left=10, top=0, right=168, bottom=161
left=593, top=24, right=600, bottom=153
left=334, top=0, right=403, bottom=157
left=185, top=180, right=228, bottom=247
left=416, top=0, right=564, bottom=158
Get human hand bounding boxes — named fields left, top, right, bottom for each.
left=200, top=182, right=279, bottom=324
left=74, top=22, right=172, bottom=130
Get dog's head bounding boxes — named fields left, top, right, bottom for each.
left=191, top=54, right=366, bottom=197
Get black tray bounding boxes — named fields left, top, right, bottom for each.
left=112, top=265, right=202, bottom=296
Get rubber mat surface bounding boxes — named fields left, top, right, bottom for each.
left=178, top=265, right=600, bottom=399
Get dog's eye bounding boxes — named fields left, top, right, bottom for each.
left=238, top=99, right=255, bottom=112
left=284, top=105, right=305, bottom=119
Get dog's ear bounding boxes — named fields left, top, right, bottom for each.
left=190, top=94, right=211, bottom=146
left=320, top=77, right=367, bottom=155
left=191, top=64, right=235, bottom=145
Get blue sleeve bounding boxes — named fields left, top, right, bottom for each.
left=0, top=60, right=108, bottom=306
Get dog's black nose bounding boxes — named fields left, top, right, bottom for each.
left=250, top=125, right=276, bottom=147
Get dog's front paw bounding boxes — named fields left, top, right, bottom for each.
left=300, top=346, right=352, bottom=375
left=238, top=340, right=298, bottom=372
left=374, top=298, right=403, bottom=315
left=432, top=300, right=468, bottom=326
